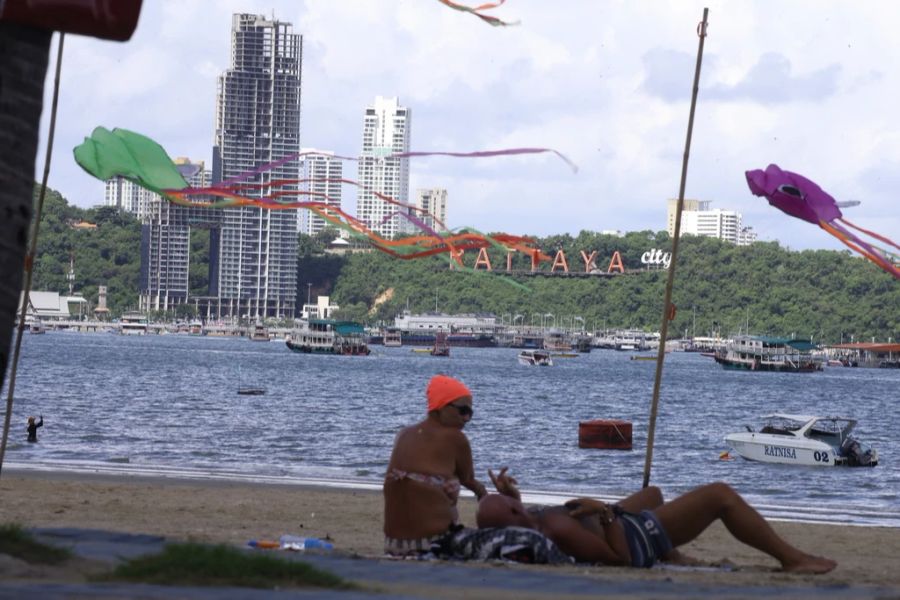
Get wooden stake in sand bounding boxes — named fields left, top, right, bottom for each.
left=642, top=9, right=709, bottom=489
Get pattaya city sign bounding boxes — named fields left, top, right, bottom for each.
left=449, top=247, right=671, bottom=274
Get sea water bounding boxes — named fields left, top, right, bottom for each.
left=4, top=332, right=898, bottom=526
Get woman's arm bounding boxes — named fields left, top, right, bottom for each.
left=454, top=434, right=487, bottom=499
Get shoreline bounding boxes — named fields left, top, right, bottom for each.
left=2, top=467, right=900, bottom=593
left=5, top=461, right=898, bottom=528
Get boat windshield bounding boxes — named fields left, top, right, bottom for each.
left=760, top=416, right=803, bottom=434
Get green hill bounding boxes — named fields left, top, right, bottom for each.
left=30, top=188, right=899, bottom=343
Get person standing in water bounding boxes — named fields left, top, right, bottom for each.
left=27, top=415, right=43, bottom=443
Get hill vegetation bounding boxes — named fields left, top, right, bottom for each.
left=29, top=187, right=899, bottom=343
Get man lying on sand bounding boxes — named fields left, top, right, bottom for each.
left=478, top=471, right=836, bottom=573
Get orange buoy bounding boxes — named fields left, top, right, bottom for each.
left=578, top=419, right=632, bottom=450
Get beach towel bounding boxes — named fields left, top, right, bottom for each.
left=433, top=526, right=573, bottom=564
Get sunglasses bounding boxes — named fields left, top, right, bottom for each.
left=449, top=404, right=474, bottom=417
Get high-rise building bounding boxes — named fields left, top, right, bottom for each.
left=139, top=159, right=221, bottom=314
left=667, top=198, right=751, bottom=245
left=357, top=96, right=411, bottom=239
left=105, top=176, right=155, bottom=219
left=665, top=198, right=704, bottom=236
left=414, top=188, right=448, bottom=232
left=213, top=13, right=302, bottom=318
left=299, top=149, right=343, bottom=236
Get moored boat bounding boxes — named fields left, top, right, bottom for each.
left=249, top=321, right=270, bottom=341
left=724, top=414, right=878, bottom=467
left=518, top=350, right=553, bottom=366
left=383, top=327, right=402, bottom=347
left=542, top=329, right=573, bottom=351
left=431, top=330, right=450, bottom=356
left=28, top=317, right=47, bottom=334
left=237, top=386, right=266, bottom=396
left=713, top=335, right=821, bottom=372
left=119, top=311, right=149, bottom=335
left=285, top=319, right=370, bottom=355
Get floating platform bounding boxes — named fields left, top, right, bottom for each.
left=578, top=419, right=632, bottom=450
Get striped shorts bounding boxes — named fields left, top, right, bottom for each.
left=618, top=510, right=673, bottom=568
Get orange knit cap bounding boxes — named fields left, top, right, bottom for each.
left=426, top=375, right=471, bottom=412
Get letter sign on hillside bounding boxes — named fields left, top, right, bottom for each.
left=551, top=250, right=569, bottom=273
left=474, top=247, right=493, bottom=271
left=580, top=250, right=598, bottom=273
left=607, top=251, right=625, bottom=273
left=640, top=248, right=671, bottom=269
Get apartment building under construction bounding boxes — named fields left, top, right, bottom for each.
left=212, top=13, right=302, bottom=318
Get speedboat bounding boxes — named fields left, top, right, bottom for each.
left=724, top=414, right=877, bottom=467
left=518, top=350, right=553, bottom=366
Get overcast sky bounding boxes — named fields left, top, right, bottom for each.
left=37, top=0, right=900, bottom=252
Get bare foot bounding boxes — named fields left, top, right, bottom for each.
left=782, top=555, right=837, bottom=574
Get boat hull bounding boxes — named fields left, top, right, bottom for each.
left=285, top=340, right=370, bottom=356
left=725, top=433, right=836, bottom=466
left=714, top=356, right=820, bottom=372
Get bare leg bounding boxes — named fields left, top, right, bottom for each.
left=618, top=486, right=700, bottom=566
left=618, top=486, right=663, bottom=513
left=654, top=482, right=836, bottom=574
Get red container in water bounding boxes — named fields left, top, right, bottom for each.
left=578, top=419, right=632, bottom=450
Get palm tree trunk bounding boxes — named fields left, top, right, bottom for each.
left=0, top=23, right=51, bottom=388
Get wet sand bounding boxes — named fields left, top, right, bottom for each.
left=1, top=469, right=898, bottom=595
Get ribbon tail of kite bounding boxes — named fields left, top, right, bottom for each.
left=838, top=217, right=900, bottom=253
left=435, top=0, right=519, bottom=26
left=391, top=148, right=578, bottom=173
left=820, top=220, right=900, bottom=279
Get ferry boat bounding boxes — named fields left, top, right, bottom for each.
left=249, top=321, right=270, bottom=341
left=613, top=330, right=650, bottom=351
left=542, top=329, right=573, bottom=351
left=119, top=311, right=149, bottom=335
left=713, top=336, right=821, bottom=372
left=383, top=327, right=402, bottom=347
left=285, top=319, right=370, bottom=355
left=386, top=332, right=497, bottom=348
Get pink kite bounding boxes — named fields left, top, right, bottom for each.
left=746, top=164, right=900, bottom=279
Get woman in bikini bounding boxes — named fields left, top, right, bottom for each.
left=383, top=374, right=488, bottom=556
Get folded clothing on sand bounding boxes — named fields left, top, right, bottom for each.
left=433, top=526, right=573, bottom=564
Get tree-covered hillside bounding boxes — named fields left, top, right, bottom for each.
left=327, top=231, right=899, bottom=344
left=31, top=188, right=142, bottom=314
left=29, top=188, right=899, bottom=343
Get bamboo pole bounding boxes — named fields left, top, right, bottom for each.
left=642, top=9, right=708, bottom=489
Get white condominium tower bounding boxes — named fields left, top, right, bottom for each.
left=299, top=149, right=343, bottom=236
left=414, top=188, right=449, bottom=232
left=105, top=177, right=155, bottom=219
left=357, top=96, right=411, bottom=239
left=667, top=199, right=754, bottom=245
left=213, top=13, right=302, bottom=318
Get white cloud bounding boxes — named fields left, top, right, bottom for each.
left=37, top=0, right=900, bottom=252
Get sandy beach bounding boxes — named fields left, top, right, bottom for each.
left=1, top=469, right=899, bottom=596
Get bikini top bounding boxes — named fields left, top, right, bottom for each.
left=386, top=468, right=461, bottom=501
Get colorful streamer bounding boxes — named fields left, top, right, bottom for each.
left=435, top=0, right=519, bottom=27
left=74, top=127, right=559, bottom=271
left=746, top=164, right=900, bottom=279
